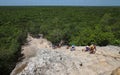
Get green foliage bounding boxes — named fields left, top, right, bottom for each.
left=113, top=39, right=120, bottom=45
left=47, top=29, right=64, bottom=44
left=0, top=6, right=120, bottom=75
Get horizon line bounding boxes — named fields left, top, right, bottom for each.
left=0, top=5, right=120, bottom=7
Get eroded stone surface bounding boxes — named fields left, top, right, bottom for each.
left=11, top=35, right=120, bottom=75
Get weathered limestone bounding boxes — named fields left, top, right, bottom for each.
left=11, top=35, right=120, bottom=75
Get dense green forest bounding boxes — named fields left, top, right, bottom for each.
left=0, top=6, right=120, bottom=75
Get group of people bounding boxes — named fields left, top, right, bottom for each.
left=52, top=40, right=97, bottom=54
left=83, top=44, right=97, bottom=54
left=68, top=44, right=96, bottom=54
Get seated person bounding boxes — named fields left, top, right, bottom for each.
left=85, top=45, right=90, bottom=51
left=89, top=44, right=96, bottom=54
left=70, top=45, right=75, bottom=51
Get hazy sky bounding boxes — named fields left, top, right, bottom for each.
left=0, top=0, right=120, bottom=6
